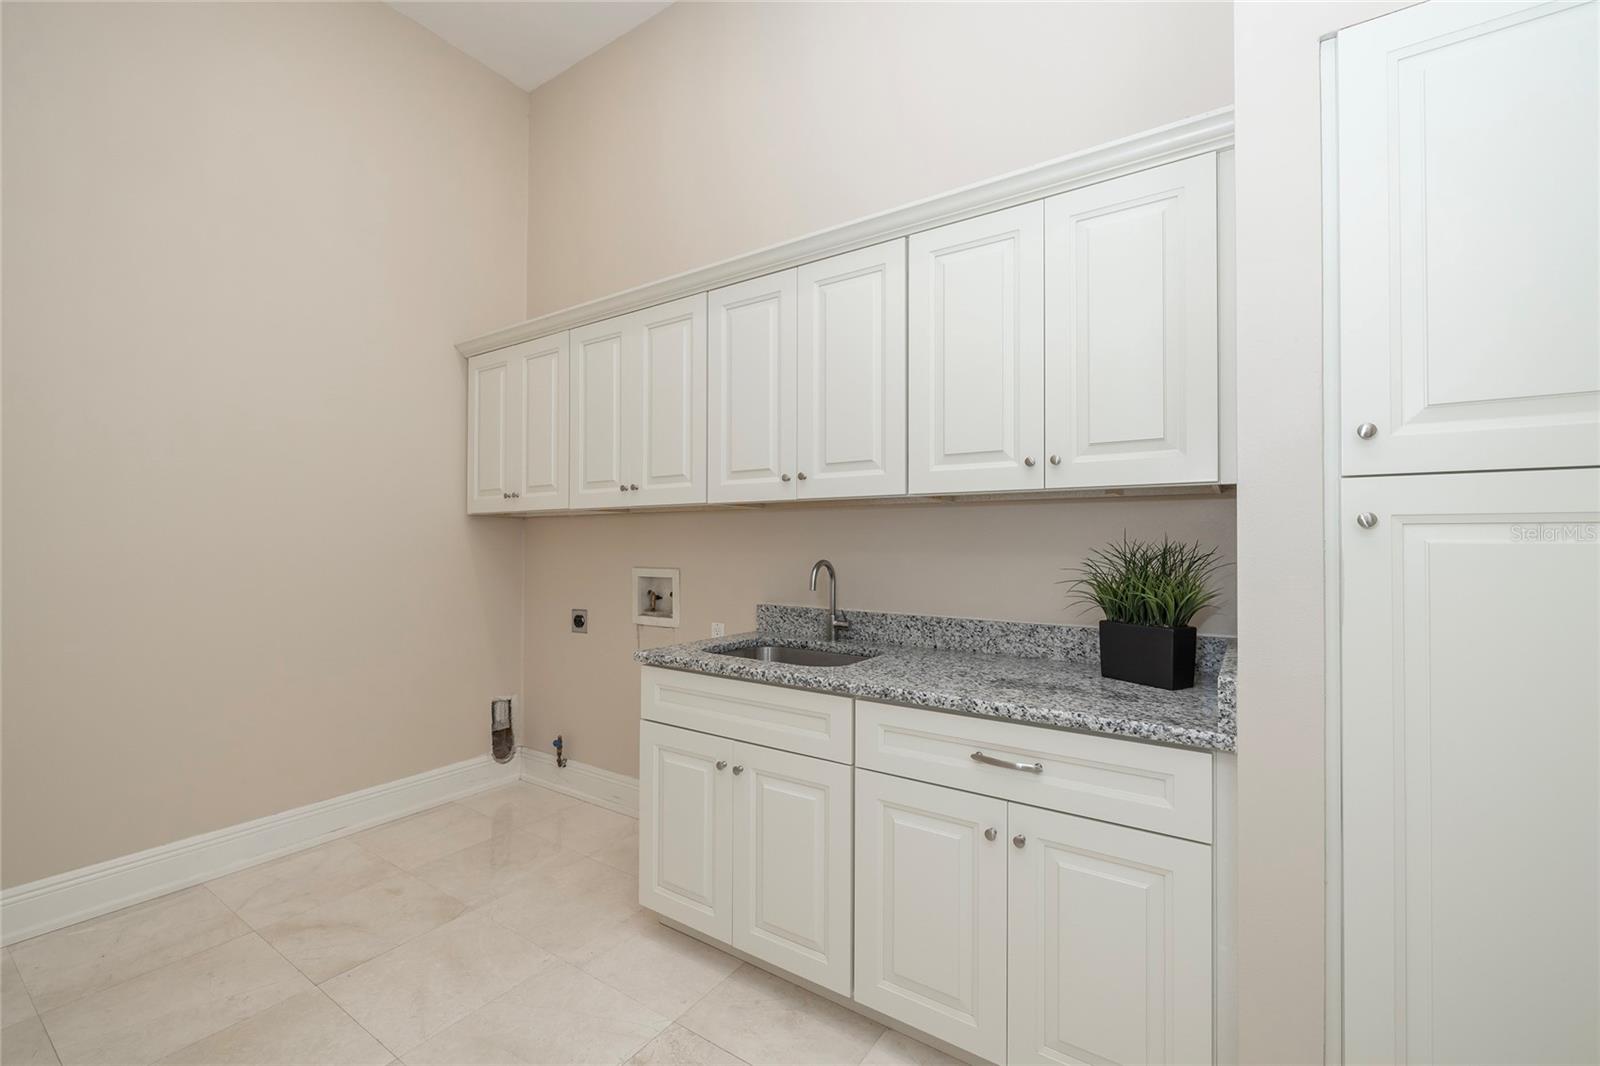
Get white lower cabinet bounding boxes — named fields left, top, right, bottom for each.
left=1007, top=803, right=1212, bottom=1066
left=639, top=720, right=732, bottom=941
left=732, top=742, right=853, bottom=995
left=641, top=673, right=1219, bottom=1065
left=639, top=718, right=853, bottom=996
left=854, top=769, right=1009, bottom=1064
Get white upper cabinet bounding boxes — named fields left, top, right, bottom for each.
left=513, top=332, right=569, bottom=511
left=909, top=203, right=1046, bottom=494
left=628, top=294, right=708, bottom=507
left=708, top=271, right=798, bottom=503
left=467, top=332, right=569, bottom=514
left=1338, top=0, right=1600, bottom=475
left=797, top=240, right=907, bottom=499
left=1341, top=467, right=1600, bottom=1065
left=1008, top=803, right=1213, bottom=1066
left=571, top=295, right=708, bottom=509
left=1045, top=155, right=1218, bottom=487
left=569, top=315, right=629, bottom=508
left=467, top=348, right=515, bottom=515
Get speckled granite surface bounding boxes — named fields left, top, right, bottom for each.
left=636, top=605, right=1238, bottom=753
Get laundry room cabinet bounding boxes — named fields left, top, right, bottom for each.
left=466, top=331, right=569, bottom=514
left=907, top=156, right=1220, bottom=496
left=1336, top=0, right=1599, bottom=476
left=638, top=672, right=855, bottom=997
left=707, top=240, right=906, bottom=503
left=570, top=294, right=707, bottom=509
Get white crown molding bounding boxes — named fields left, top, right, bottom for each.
left=0, top=754, right=519, bottom=946
left=458, top=107, right=1235, bottom=357
left=519, top=748, right=639, bottom=817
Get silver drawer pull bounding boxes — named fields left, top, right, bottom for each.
left=971, top=750, right=1044, bottom=773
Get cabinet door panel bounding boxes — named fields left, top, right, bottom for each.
left=909, top=203, right=1045, bottom=494
left=1008, top=804, right=1212, bottom=1066
left=732, top=743, right=852, bottom=995
left=854, top=769, right=1007, bottom=1063
left=514, top=332, right=569, bottom=511
left=1338, top=1, right=1600, bottom=474
left=1342, top=468, right=1600, bottom=1065
left=797, top=240, right=907, bottom=499
left=467, top=351, right=516, bottom=514
left=569, top=316, right=628, bottom=508
left=639, top=720, right=733, bottom=941
left=1045, top=155, right=1218, bottom=487
left=628, top=294, right=708, bottom=506
left=709, top=273, right=797, bottom=503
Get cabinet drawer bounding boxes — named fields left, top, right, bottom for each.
left=642, top=667, right=853, bottom=763
left=856, top=701, right=1212, bottom=842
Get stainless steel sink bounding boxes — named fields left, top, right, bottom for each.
left=716, top=644, right=875, bottom=667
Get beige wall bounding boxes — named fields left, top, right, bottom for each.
left=1, top=3, right=529, bottom=887
left=1232, top=4, right=1410, bottom=1062
left=524, top=496, right=1237, bottom=776
left=526, top=1, right=1234, bottom=317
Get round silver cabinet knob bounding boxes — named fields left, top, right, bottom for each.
left=1356, top=512, right=1379, bottom=529
left=1024, top=456, right=1036, bottom=467
left=1049, top=455, right=1061, bottom=466
left=1356, top=422, right=1379, bottom=440
left=629, top=484, right=639, bottom=491
left=715, top=760, right=727, bottom=770
left=619, top=485, right=628, bottom=492
left=502, top=492, right=510, bottom=499
left=984, top=827, right=998, bottom=842
left=732, top=765, right=744, bottom=775
left=1012, top=834, right=1027, bottom=849
left=796, top=472, right=808, bottom=480
left=781, top=474, right=792, bottom=482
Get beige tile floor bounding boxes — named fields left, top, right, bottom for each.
left=0, top=783, right=960, bottom=1066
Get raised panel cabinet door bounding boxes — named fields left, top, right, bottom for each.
left=708, top=271, right=797, bottom=503
left=908, top=202, right=1046, bottom=495
left=569, top=314, right=629, bottom=508
left=731, top=743, right=852, bottom=995
left=1337, top=1, right=1600, bottom=475
left=512, top=331, right=569, bottom=511
left=626, top=293, right=708, bottom=507
left=639, top=720, right=734, bottom=942
left=797, top=240, right=907, bottom=500
left=1342, top=468, right=1600, bottom=1065
left=466, top=350, right=517, bottom=514
left=1044, top=155, right=1219, bottom=488
left=1007, top=804, right=1213, bottom=1066
left=854, top=769, right=1007, bottom=1064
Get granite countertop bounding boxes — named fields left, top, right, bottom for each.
left=634, top=605, right=1237, bottom=753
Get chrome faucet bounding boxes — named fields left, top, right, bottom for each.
left=809, top=559, right=850, bottom=640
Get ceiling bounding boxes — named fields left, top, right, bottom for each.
left=389, top=2, right=670, bottom=92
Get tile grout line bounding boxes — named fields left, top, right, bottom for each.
left=5, top=961, right=62, bottom=1066
left=242, top=897, right=404, bottom=1059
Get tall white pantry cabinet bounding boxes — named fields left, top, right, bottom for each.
left=1334, top=3, right=1600, bottom=1064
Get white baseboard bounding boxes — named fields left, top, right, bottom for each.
left=0, top=753, right=520, bottom=946
left=519, top=748, right=639, bottom=817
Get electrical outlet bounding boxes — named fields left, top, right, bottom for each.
left=570, top=609, right=588, bottom=634
left=711, top=622, right=725, bottom=637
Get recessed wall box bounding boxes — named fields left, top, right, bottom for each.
left=632, top=567, right=680, bottom=628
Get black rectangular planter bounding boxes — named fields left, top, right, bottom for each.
left=1098, top=620, right=1197, bottom=690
